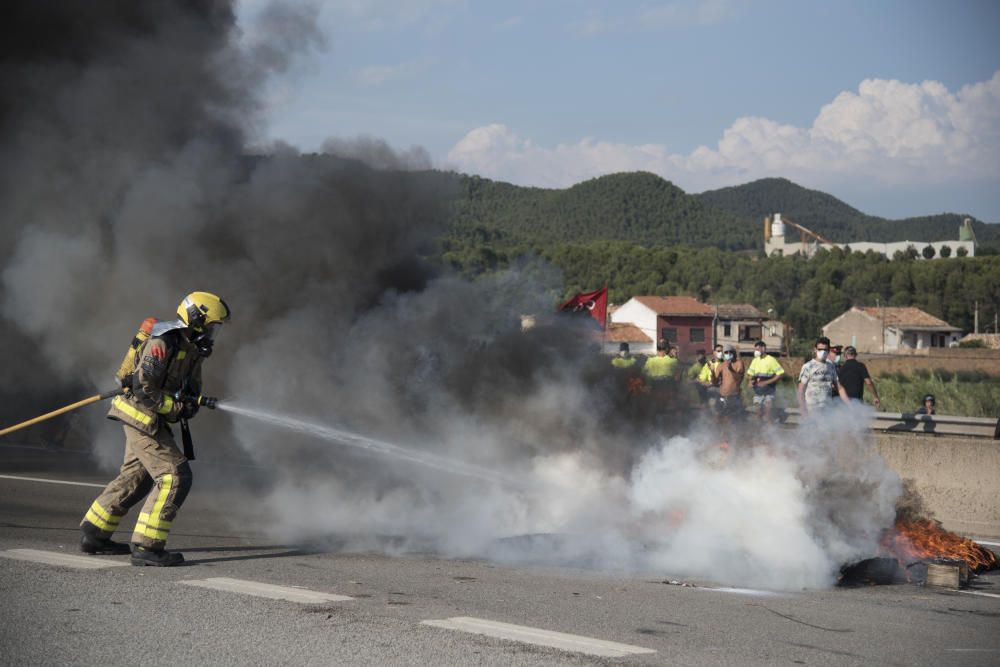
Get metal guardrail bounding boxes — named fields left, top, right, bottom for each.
left=775, top=408, right=1000, bottom=439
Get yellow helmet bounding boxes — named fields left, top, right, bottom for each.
left=177, top=291, right=231, bottom=332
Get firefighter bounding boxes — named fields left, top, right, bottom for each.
left=79, top=292, right=230, bottom=566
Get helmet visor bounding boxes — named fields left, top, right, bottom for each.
left=201, top=322, right=222, bottom=341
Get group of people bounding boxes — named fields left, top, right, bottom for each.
left=612, top=335, right=894, bottom=423
left=796, top=337, right=881, bottom=415
left=612, top=338, right=789, bottom=423
left=694, top=340, right=787, bottom=422
left=792, top=338, right=936, bottom=415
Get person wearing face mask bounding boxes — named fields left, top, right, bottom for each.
left=746, top=340, right=785, bottom=422
left=797, top=336, right=849, bottom=416
left=698, top=344, right=724, bottom=411
left=837, top=346, right=880, bottom=408
left=714, top=344, right=746, bottom=420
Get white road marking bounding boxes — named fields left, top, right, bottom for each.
left=0, top=474, right=104, bottom=488
left=0, top=549, right=129, bottom=569
left=180, top=577, right=353, bottom=604
left=702, top=587, right=786, bottom=597
left=957, top=590, right=1000, bottom=600
left=973, top=540, right=1000, bottom=547
left=420, top=617, right=656, bottom=658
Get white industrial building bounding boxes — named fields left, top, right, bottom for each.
left=763, top=214, right=976, bottom=259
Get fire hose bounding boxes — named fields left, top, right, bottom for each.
left=0, top=389, right=218, bottom=460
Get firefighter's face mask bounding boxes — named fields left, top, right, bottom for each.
left=192, top=323, right=222, bottom=357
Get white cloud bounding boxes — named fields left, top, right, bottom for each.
left=445, top=71, right=1000, bottom=194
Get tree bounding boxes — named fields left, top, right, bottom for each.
left=957, top=246, right=969, bottom=257
left=922, top=245, right=936, bottom=259
left=939, top=244, right=952, bottom=258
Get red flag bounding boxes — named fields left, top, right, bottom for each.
left=559, top=286, right=608, bottom=329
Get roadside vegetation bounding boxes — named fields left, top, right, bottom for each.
left=873, top=370, right=1000, bottom=418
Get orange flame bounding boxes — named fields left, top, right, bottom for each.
left=884, top=519, right=998, bottom=572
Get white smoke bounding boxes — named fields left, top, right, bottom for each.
left=228, top=282, right=901, bottom=592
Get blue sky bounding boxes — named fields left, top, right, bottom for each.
left=241, top=0, right=1000, bottom=221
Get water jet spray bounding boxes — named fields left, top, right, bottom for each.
left=217, top=402, right=520, bottom=487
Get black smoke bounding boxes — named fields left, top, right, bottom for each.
left=0, top=0, right=616, bottom=473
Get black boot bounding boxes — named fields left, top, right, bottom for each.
left=131, top=545, right=184, bottom=567
left=80, top=523, right=131, bottom=556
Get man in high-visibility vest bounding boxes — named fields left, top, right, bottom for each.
left=643, top=340, right=680, bottom=382
left=643, top=340, right=680, bottom=418
left=611, top=342, right=637, bottom=369
left=698, top=343, right=724, bottom=411
left=686, top=349, right=707, bottom=381
left=746, top=339, right=785, bottom=423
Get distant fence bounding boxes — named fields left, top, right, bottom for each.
left=772, top=408, right=1000, bottom=439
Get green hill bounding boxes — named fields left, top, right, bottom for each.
left=443, top=172, right=998, bottom=253
left=445, top=172, right=757, bottom=251
left=697, top=177, right=999, bottom=246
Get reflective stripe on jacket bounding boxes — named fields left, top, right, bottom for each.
left=108, top=331, right=202, bottom=435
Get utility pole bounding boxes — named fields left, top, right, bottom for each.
left=877, top=297, right=885, bottom=354
left=974, top=300, right=979, bottom=334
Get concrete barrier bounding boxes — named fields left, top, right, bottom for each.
left=875, top=432, right=1000, bottom=539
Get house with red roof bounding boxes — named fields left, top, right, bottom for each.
left=822, top=306, right=962, bottom=354
left=611, top=296, right=715, bottom=358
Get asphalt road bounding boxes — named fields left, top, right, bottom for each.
left=2, top=443, right=999, bottom=666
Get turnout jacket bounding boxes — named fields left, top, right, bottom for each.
left=108, top=330, right=203, bottom=435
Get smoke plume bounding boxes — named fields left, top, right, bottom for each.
left=0, top=1, right=902, bottom=589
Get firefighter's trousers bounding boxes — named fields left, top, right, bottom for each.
left=81, top=424, right=192, bottom=550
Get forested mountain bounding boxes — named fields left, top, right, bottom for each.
left=443, top=171, right=998, bottom=253
left=696, top=177, right=999, bottom=245
left=445, top=172, right=758, bottom=251
left=432, top=170, right=1000, bottom=343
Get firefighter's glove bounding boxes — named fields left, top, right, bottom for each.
left=198, top=395, right=218, bottom=410
left=179, top=397, right=200, bottom=420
